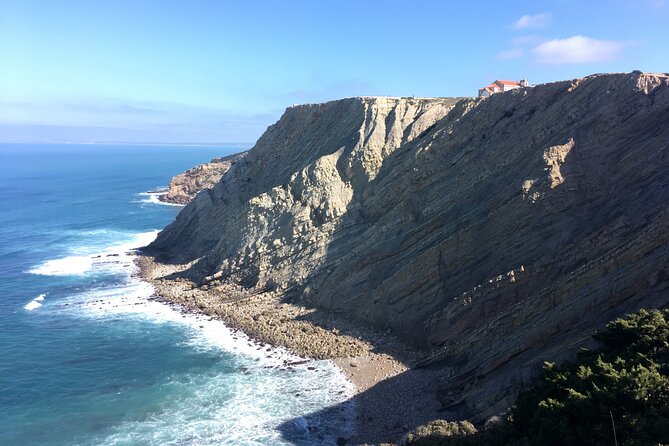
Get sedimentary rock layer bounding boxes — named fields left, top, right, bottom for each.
left=148, top=73, right=669, bottom=419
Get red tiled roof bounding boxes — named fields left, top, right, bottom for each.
left=495, top=80, right=521, bottom=86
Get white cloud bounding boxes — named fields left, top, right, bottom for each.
left=497, top=48, right=524, bottom=60
left=512, top=13, right=551, bottom=30
left=532, top=35, right=624, bottom=64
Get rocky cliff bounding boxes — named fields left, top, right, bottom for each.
left=159, top=151, right=247, bottom=204
left=147, top=73, right=669, bottom=420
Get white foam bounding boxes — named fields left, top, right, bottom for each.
left=72, top=276, right=304, bottom=367
left=24, top=293, right=46, bottom=311
left=36, top=228, right=356, bottom=444
left=66, top=270, right=357, bottom=443
left=104, top=230, right=160, bottom=255
left=41, top=226, right=297, bottom=365
left=136, top=190, right=184, bottom=207
left=50, top=227, right=356, bottom=376
left=28, top=255, right=93, bottom=276
left=94, top=357, right=354, bottom=445
left=24, top=300, right=42, bottom=310
left=27, top=230, right=159, bottom=277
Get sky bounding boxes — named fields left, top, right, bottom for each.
left=1, top=0, right=668, bottom=144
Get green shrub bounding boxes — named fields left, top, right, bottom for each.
left=511, top=308, right=669, bottom=446
left=404, top=308, right=669, bottom=446
left=404, top=420, right=477, bottom=445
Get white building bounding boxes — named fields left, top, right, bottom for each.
left=478, top=79, right=529, bottom=97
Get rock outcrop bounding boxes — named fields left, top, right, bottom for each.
left=159, top=151, right=247, bottom=204
left=147, top=73, right=669, bottom=420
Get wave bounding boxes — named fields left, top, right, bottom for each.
left=27, top=230, right=159, bottom=277
left=28, top=255, right=93, bottom=276
left=135, top=190, right=184, bottom=207
left=25, top=227, right=355, bottom=444
left=61, top=276, right=355, bottom=444
left=24, top=293, right=47, bottom=311
left=67, top=274, right=313, bottom=367
left=28, top=227, right=316, bottom=366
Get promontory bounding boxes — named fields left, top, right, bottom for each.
left=141, top=72, right=669, bottom=444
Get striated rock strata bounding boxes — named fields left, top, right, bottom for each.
left=147, top=73, right=669, bottom=420
left=159, top=151, right=248, bottom=204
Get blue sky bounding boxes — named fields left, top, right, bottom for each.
left=1, top=0, right=668, bottom=143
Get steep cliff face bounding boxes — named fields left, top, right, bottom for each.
left=150, top=96, right=458, bottom=264
left=159, top=151, right=248, bottom=204
left=148, top=73, right=669, bottom=419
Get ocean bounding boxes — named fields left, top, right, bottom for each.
left=0, top=144, right=353, bottom=446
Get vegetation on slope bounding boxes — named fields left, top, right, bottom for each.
left=404, top=308, right=669, bottom=446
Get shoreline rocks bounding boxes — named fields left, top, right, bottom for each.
left=135, top=253, right=420, bottom=365
left=135, top=253, right=439, bottom=443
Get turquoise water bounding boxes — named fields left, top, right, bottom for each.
left=0, top=144, right=353, bottom=446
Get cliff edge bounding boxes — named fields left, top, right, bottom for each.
left=147, top=72, right=669, bottom=420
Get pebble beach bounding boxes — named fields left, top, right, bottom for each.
left=136, top=254, right=444, bottom=444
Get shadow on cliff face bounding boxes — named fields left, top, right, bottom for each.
left=277, top=366, right=447, bottom=445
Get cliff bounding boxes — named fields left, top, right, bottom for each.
left=147, top=72, right=669, bottom=420
left=159, top=151, right=247, bottom=204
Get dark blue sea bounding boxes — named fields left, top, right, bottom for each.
left=0, top=144, right=353, bottom=446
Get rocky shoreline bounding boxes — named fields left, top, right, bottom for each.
left=158, top=151, right=248, bottom=205
left=135, top=254, right=444, bottom=444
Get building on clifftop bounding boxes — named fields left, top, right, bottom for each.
left=478, top=79, right=529, bottom=97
